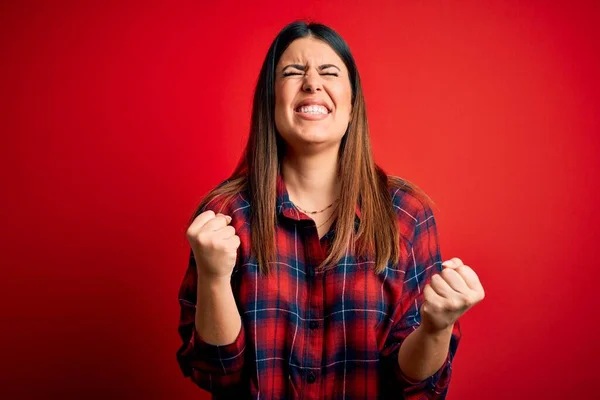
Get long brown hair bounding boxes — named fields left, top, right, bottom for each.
left=190, top=21, right=434, bottom=275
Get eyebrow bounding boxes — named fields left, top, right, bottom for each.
left=281, top=63, right=341, bottom=72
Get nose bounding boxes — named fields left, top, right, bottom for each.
left=302, top=71, right=322, bottom=93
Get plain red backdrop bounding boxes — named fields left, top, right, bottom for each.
left=2, top=0, right=599, bottom=398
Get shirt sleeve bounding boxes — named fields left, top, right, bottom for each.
left=380, top=202, right=462, bottom=399
left=176, top=249, right=247, bottom=396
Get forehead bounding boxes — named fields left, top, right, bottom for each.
left=277, top=37, right=346, bottom=68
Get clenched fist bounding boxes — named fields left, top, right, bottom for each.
left=186, top=210, right=241, bottom=280
left=421, top=257, right=485, bottom=333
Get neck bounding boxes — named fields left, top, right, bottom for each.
left=281, top=146, right=340, bottom=211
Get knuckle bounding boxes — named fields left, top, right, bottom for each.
left=423, top=286, right=432, bottom=298
left=209, top=236, right=222, bottom=247
left=197, top=231, right=210, bottom=244
left=447, top=297, right=462, bottom=310
left=473, top=289, right=485, bottom=303
left=201, top=210, right=216, bottom=219
left=423, top=297, right=437, bottom=309
left=226, top=235, right=239, bottom=245
left=459, top=293, right=471, bottom=305
left=218, top=213, right=229, bottom=220
left=422, top=302, right=432, bottom=314
left=458, top=265, right=473, bottom=275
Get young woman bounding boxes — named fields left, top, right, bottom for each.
left=177, top=21, right=485, bottom=399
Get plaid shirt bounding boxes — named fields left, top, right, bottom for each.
left=177, top=173, right=461, bottom=399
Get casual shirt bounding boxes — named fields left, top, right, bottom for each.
left=177, top=173, right=461, bottom=399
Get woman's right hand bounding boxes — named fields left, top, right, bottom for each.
left=186, top=210, right=241, bottom=281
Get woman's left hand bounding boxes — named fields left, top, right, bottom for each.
left=420, top=257, right=485, bottom=333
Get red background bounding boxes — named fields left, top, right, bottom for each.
left=2, top=0, right=599, bottom=398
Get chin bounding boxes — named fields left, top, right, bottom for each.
left=279, top=126, right=344, bottom=148
left=297, top=130, right=333, bottom=142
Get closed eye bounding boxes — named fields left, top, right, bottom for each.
left=282, top=72, right=339, bottom=77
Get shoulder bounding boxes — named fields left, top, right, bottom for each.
left=196, top=177, right=252, bottom=224
left=386, top=175, right=437, bottom=238
left=192, top=177, right=253, bottom=271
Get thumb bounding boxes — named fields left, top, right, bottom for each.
left=216, top=213, right=233, bottom=224
left=442, top=259, right=459, bottom=269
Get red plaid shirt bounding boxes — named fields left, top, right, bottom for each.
left=177, top=173, right=461, bottom=399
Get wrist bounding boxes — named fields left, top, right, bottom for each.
left=197, top=271, right=231, bottom=289
left=196, top=273, right=235, bottom=307
left=419, top=321, right=454, bottom=338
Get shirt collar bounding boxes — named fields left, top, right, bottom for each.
left=276, top=172, right=362, bottom=221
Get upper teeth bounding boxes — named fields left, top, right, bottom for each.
left=298, top=105, right=328, bottom=114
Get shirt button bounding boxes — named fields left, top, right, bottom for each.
left=307, top=372, right=316, bottom=383
left=309, top=321, right=319, bottom=329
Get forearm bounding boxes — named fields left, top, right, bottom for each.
left=397, top=324, right=453, bottom=381
left=195, top=272, right=242, bottom=345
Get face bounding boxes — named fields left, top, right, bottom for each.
left=274, top=37, right=353, bottom=150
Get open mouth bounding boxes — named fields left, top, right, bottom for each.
left=294, top=105, right=331, bottom=115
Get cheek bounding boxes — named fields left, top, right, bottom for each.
left=274, top=84, right=295, bottom=117
left=275, top=81, right=296, bottom=107
left=331, top=86, right=353, bottom=117
left=273, top=85, right=290, bottom=130
left=274, top=103, right=287, bottom=135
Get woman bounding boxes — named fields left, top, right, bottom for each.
left=176, top=21, right=484, bottom=399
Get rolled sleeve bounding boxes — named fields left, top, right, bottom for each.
left=184, top=324, right=246, bottom=375
left=381, top=199, right=462, bottom=398
left=176, top=249, right=247, bottom=394
left=388, top=323, right=461, bottom=398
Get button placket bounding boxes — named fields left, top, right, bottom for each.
left=302, top=225, right=324, bottom=398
